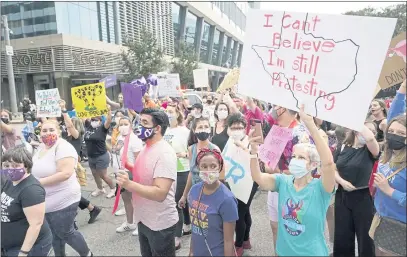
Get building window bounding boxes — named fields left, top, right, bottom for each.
left=200, top=22, right=210, bottom=63
left=185, top=11, right=197, bottom=47
left=221, top=35, right=229, bottom=65
left=212, top=29, right=220, bottom=64
left=171, top=2, right=180, bottom=43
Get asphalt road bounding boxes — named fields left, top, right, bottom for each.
left=65, top=164, right=275, bottom=256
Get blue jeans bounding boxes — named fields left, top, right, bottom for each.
left=2, top=232, right=52, bottom=257
left=45, top=202, right=90, bottom=257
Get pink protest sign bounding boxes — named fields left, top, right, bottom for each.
left=258, top=126, right=293, bottom=170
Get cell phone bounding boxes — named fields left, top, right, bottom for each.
left=250, top=119, right=264, bottom=144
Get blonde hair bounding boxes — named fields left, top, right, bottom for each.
left=71, top=117, right=85, bottom=135
left=381, top=114, right=406, bottom=168
left=41, top=119, right=61, bottom=135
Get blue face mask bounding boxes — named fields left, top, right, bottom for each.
left=288, top=158, right=311, bottom=179
left=136, top=124, right=156, bottom=141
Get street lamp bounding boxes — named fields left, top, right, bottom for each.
left=1, top=15, right=18, bottom=116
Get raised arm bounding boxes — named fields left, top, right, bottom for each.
left=358, top=124, right=380, bottom=157
left=387, top=80, right=406, bottom=121
left=104, top=104, right=112, bottom=129
left=299, top=105, right=335, bottom=193
left=106, top=96, right=121, bottom=110
left=59, top=100, right=79, bottom=139
left=249, top=132, right=277, bottom=191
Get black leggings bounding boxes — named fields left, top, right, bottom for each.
left=78, top=196, right=90, bottom=210
left=174, top=172, right=190, bottom=237
left=235, top=183, right=258, bottom=247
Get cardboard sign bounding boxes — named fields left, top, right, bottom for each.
left=193, top=68, right=209, bottom=88
left=238, top=10, right=397, bottom=131
left=120, top=83, right=143, bottom=112
left=157, top=74, right=181, bottom=97
left=71, top=82, right=108, bottom=118
left=217, top=68, right=240, bottom=92
left=378, top=32, right=406, bottom=89
left=35, top=88, right=61, bottom=118
left=258, top=126, right=293, bottom=170
left=222, top=139, right=253, bottom=204
left=100, top=74, right=117, bottom=88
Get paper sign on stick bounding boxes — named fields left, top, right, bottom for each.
left=157, top=74, right=181, bottom=97
left=222, top=139, right=253, bottom=204
left=238, top=10, right=397, bottom=131
left=378, top=32, right=406, bottom=89
left=193, top=69, right=209, bottom=88
left=120, top=83, right=143, bottom=112
left=71, top=82, right=108, bottom=118
left=258, top=126, right=293, bottom=170
left=35, top=88, right=61, bottom=118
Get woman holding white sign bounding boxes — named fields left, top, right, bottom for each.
left=248, top=104, right=336, bottom=256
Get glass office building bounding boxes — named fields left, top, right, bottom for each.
left=0, top=1, right=117, bottom=43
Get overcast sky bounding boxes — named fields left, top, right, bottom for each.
left=261, top=1, right=403, bottom=14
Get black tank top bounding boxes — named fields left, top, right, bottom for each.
left=373, top=119, right=385, bottom=142
left=211, top=124, right=229, bottom=152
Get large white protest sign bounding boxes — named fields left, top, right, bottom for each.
left=157, top=73, right=181, bottom=97
left=193, top=68, right=209, bottom=88
left=35, top=88, right=61, bottom=117
left=238, top=10, right=397, bottom=131
left=222, top=139, right=253, bottom=204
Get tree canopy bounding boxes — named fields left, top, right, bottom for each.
left=121, top=27, right=168, bottom=81
left=344, top=3, right=406, bottom=37
left=171, top=41, right=199, bottom=89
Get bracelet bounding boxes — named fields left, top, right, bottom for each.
left=20, top=250, right=29, bottom=255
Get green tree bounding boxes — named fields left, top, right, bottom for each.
left=121, top=27, right=168, bottom=81
left=171, top=41, right=199, bottom=89
left=344, top=3, right=406, bottom=37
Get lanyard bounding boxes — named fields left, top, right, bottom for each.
left=195, top=185, right=213, bottom=257
left=195, top=184, right=237, bottom=257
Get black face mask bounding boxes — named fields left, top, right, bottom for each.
left=1, top=118, right=9, bottom=124
left=207, top=100, right=212, bottom=104
left=386, top=133, right=406, bottom=150
left=196, top=131, right=210, bottom=141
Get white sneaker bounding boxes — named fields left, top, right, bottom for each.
left=115, top=208, right=126, bottom=216
left=91, top=188, right=106, bottom=197
left=106, top=188, right=116, bottom=198
left=116, top=222, right=137, bottom=233
left=183, top=224, right=191, bottom=234
left=132, top=227, right=139, bottom=236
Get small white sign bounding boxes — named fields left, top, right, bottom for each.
left=35, top=88, right=61, bottom=118
left=5, top=45, right=13, bottom=56
left=193, top=69, right=209, bottom=88
left=157, top=73, right=181, bottom=98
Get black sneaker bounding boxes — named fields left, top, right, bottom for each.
left=88, top=206, right=101, bottom=224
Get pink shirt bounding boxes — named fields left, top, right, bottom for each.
left=132, top=139, right=178, bottom=231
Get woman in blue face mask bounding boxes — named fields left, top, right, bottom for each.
left=249, top=104, right=337, bottom=256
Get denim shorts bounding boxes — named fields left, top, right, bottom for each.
left=88, top=152, right=110, bottom=170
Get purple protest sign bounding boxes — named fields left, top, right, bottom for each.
left=100, top=74, right=117, bottom=88
left=120, top=83, right=144, bottom=112
left=258, top=126, right=293, bottom=170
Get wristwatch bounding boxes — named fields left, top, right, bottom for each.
left=19, top=250, right=29, bottom=255
left=249, top=152, right=258, bottom=159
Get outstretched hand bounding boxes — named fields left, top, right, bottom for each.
left=298, top=104, right=315, bottom=127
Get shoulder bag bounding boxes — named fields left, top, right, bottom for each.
left=369, top=166, right=406, bottom=256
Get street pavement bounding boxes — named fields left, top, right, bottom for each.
left=65, top=164, right=275, bottom=256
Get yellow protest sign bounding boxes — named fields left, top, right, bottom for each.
left=71, top=82, right=108, bottom=118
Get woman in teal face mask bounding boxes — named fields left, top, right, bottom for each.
left=249, top=104, right=336, bottom=256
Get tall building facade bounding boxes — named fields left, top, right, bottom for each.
left=1, top=1, right=259, bottom=109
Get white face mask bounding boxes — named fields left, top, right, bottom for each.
left=230, top=130, right=245, bottom=141
left=199, top=170, right=219, bottom=184
left=288, top=159, right=311, bottom=179
left=193, top=110, right=202, bottom=118
left=217, top=110, right=228, bottom=120
left=119, top=125, right=130, bottom=136
left=91, top=121, right=100, bottom=128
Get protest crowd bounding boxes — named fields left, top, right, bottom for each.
left=1, top=10, right=406, bottom=257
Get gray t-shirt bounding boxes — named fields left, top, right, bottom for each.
left=132, top=139, right=178, bottom=231
left=32, top=139, right=80, bottom=213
